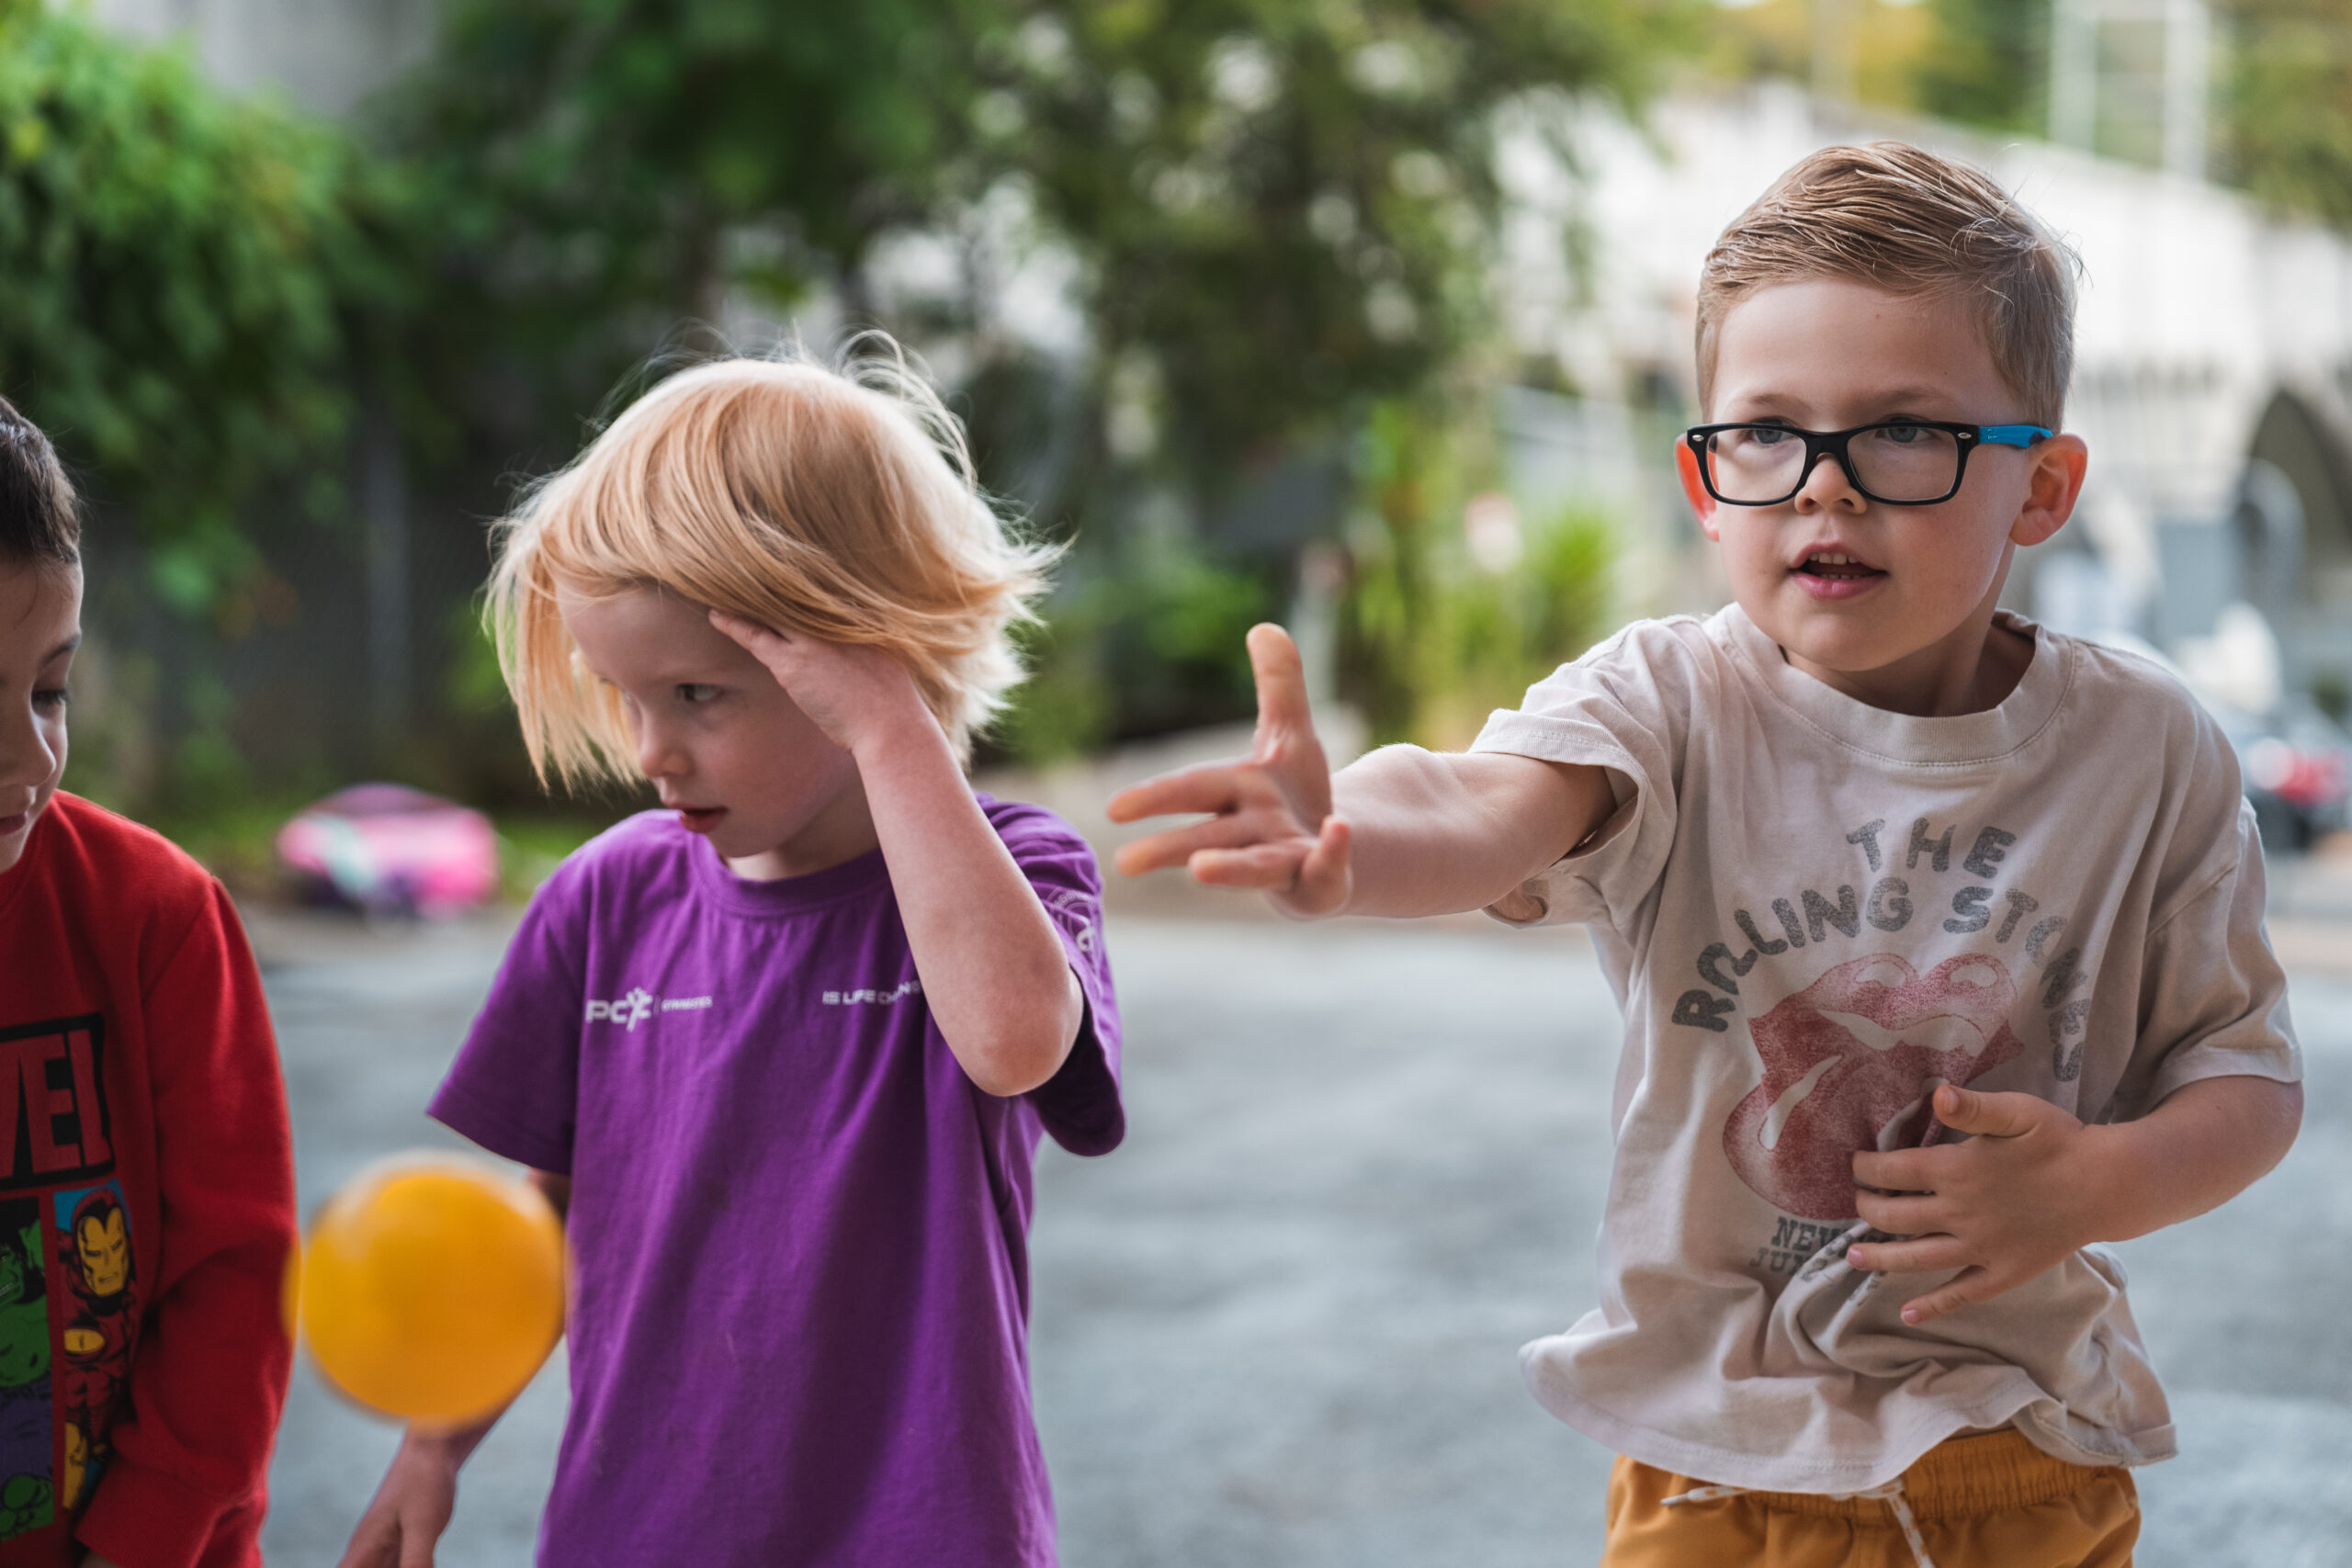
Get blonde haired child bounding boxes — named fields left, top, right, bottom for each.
left=338, top=346, right=1124, bottom=1568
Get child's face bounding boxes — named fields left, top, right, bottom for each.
left=1682, top=279, right=2087, bottom=707
left=559, top=583, right=866, bottom=876
left=0, top=563, right=79, bottom=875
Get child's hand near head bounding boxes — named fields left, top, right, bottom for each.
left=707, top=608, right=932, bottom=761
left=708, top=606, right=1083, bottom=1095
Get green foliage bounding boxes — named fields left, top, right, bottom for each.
left=386, top=0, right=997, bottom=436
left=956, top=0, right=1674, bottom=750
left=1915, top=0, right=2047, bottom=132
left=971, top=0, right=1689, bottom=499
left=2217, top=0, right=2352, bottom=226
left=994, top=547, right=1276, bottom=762
left=1341, top=396, right=1611, bottom=748
left=390, top=0, right=1687, bottom=495
left=0, top=2, right=405, bottom=605
left=392, top=0, right=1681, bottom=761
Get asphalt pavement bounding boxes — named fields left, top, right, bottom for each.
left=249, top=894, right=2352, bottom=1567
left=253, top=888, right=2352, bottom=1561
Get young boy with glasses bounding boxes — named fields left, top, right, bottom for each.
left=1110, top=141, right=2302, bottom=1565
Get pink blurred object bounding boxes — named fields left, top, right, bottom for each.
left=276, top=784, right=500, bottom=917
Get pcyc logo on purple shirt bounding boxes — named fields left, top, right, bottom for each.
left=584, top=987, right=715, bottom=1030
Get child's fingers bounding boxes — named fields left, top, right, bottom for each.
left=1900, top=1265, right=1998, bottom=1325
left=1106, top=762, right=1254, bottom=825
left=707, top=606, right=786, bottom=652
left=1850, top=1145, right=1946, bottom=1192
left=1245, top=623, right=1315, bottom=739
left=1113, top=813, right=1289, bottom=878
left=1187, top=841, right=1307, bottom=888
left=1932, top=1084, right=2051, bottom=1139
left=1852, top=1188, right=1943, bottom=1235
left=1293, top=816, right=1351, bottom=909
left=1846, top=1233, right=1968, bottom=1275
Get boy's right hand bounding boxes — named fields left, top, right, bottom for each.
left=335, top=1432, right=463, bottom=1568
left=1107, top=624, right=1353, bottom=918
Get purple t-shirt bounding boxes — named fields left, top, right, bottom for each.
left=428, top=797, right=1123, bottom=1567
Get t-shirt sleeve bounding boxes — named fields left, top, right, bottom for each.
left=993, top=806, right=1125, bottom=1157
left=2119, top=795, right=2301, bottom=1116
left=1465, top=619, right=1698, bottom=933
left=427, top=868, right=592, bottom=1176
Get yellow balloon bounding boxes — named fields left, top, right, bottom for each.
left=295, top=1156, right=565, bottom=1427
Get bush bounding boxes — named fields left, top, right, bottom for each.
left=0, top=1, right=405, bottom=604
left=993, top=548, right=1276, bottom=764
left=1342, top=397, right=1612, bottom=748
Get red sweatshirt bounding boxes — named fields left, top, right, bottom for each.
left=0, top=793, right=295, bottom=1568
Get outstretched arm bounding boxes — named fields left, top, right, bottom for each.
left=1107, top=625, right=1615, bottom=919
left=1849, top=1075, right=2303, bottom=1325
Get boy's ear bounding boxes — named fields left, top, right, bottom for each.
left=1675, top=440, right=1722, bottom=542
left=2010, top=434, right=2089, bottom=548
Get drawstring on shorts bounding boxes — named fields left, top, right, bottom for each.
left=1661, top=1478, right=1938, bottom=1568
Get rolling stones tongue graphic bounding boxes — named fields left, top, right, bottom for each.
left=1724, top=953, right=2024, bottom=1221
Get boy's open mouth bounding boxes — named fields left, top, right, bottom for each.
left=1793, top=550, right=1883, bottom=581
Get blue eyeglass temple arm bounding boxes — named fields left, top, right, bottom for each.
left=1978, top=424, right=2052, bottom=447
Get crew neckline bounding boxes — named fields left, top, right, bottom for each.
left=1719, top=603, right=2073, bottom=766
left=682, top=818, right=893, bottom=918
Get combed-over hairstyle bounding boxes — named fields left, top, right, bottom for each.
left=1696, top=141, right=2082, bottom=429
left=0, top=395, right=79, bottom=570
left=487, top=344, right=1055, bottom=787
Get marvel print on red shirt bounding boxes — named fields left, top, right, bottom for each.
left=0, top=794, right=295, bottom=1568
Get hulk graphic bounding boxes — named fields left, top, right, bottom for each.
left=0, top=1220, right=49, bottom=1385
left=0, top=1211, right=53, bottom=1541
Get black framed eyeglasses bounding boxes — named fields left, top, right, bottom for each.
left=1684, top=421, right=2052, bottom=507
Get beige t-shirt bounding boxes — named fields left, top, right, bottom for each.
left=1470, top=604, right=2301, bottom=1492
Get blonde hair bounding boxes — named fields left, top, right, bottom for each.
left=1696, top=141, right=2081, bottom=429
left=487, top=343, right=1054, bottom=788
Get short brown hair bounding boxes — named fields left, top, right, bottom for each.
left=0, top=395, right=78, bottom=570
left=1695, top=142, right=2081, bottom=429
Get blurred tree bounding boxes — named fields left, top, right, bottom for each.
left=1904, top=0, right=2352, bottom=231
left=0, top=0, right=403, bottom=609
left=1338, top=398, right=1612, bottom=747
left=968, top=0, right=1685, bottom=504
left=391, top=0, right=1684, bottom=760
left=1914, top=0, right=2047, bottom=131
left=958, top=0, right=1682, bottom=751
left=2217, top=0, right=2352, bottom=226
left=387, top=0, right=995, bottom=443
left=1702, top=0, right=1936, bottom=116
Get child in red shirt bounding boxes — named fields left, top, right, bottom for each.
left=0, top=397, right=296, bottom=1567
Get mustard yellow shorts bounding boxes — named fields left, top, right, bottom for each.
left=1600, top=1428, right=2140, bottom=1568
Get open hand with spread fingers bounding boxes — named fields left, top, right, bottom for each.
left=1847, top=1083, right=2106, bottom=1325
left=1105, top=624, right=1352, bottom=917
